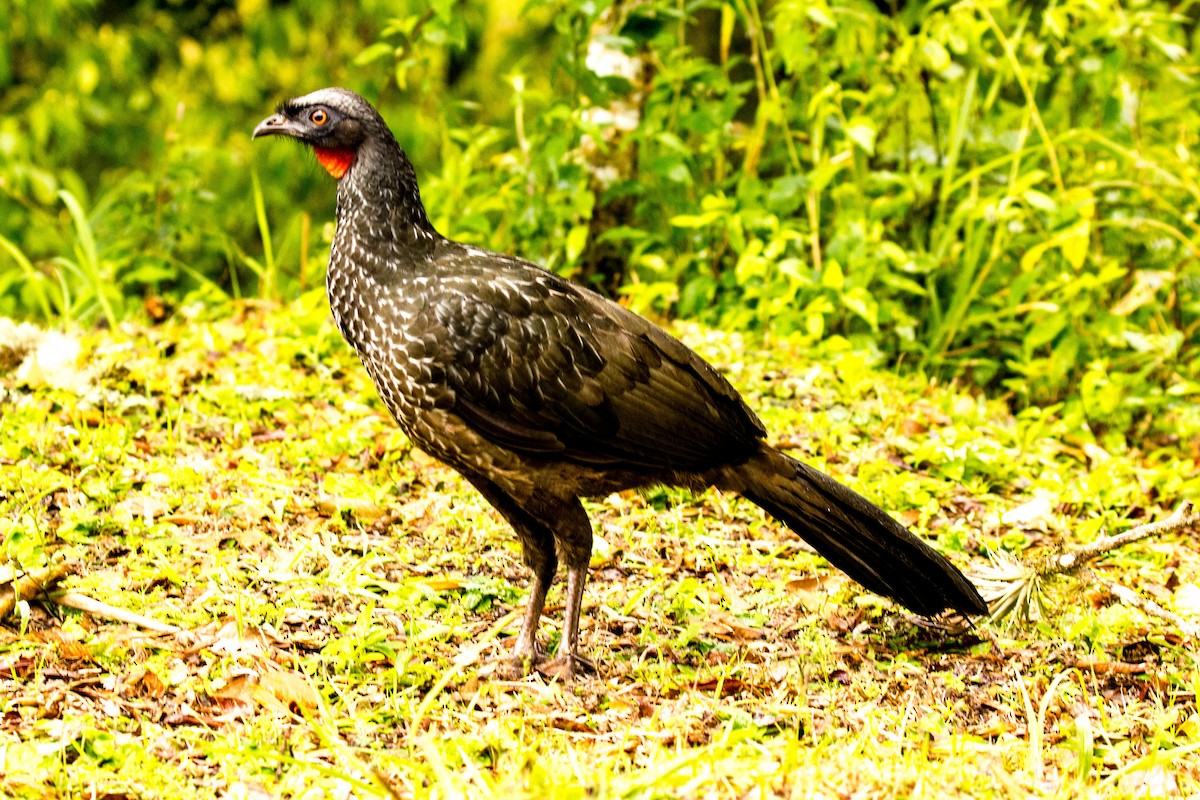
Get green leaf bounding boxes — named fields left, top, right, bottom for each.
left=767, top=175, right=808, bottom=211
left=845, top=116, right=877, bottom=155
left=1023, top=190, right=1058, bottom=213
left=671, top=212, right=722, bottom=229
left=58, top=190, right=97, bottom=274
left=922, top=39, right=951, bottom=72
left=820, top=260, right=844, bottom=290
left=807, top=4, right=836, bottom=29
left=841, top=287, right=878, bottom=329
left=565, top=224, right=589, bottom=263
left=1025, top=313, right=1068, bottom=352
left=1059, top=221, right=1090, bottom=269
left=353, top=42, right=395, bottom=67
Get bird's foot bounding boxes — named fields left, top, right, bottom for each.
left=491, top=655, right=538, bottom=681
left=487, top=643, right=545, bottom=680
left=535, top=652, right=595, bottom=682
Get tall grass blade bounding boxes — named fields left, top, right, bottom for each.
left=57, top=190, right=117, bottom=327
left=251, top=169, right=276, bottom=301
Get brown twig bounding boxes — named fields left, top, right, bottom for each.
left=0, top=561, right=75, bottom=619
left=1036, top=501, right=1197, bottom=578
left=1097, top=578, right=1198, bottom=639
left=48, top=590, right=181, bottom=635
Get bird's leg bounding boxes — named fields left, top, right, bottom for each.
left=463, top=475, right=559, bottom=679
left=537, top=500, right=594, bottom=681
left=485, top=530, right=557, bottom=680
left=561, top=563, right=586, bottom=656
left=469, top=480, right=595, bottom=680
left=509, top=544, right=556, bottom=668
left=536, top=563, right=590, bottom=681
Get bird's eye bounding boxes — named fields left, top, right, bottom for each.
left=310, top=109, right=328, bottom=125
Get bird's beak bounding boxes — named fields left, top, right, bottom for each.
left=252, top=113, right=301, bottom=139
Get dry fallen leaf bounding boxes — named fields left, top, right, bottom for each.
left=418, top=577, right=469, bottom=592
left=1119, top=765, right=1178, bottom=798
left=0, top=562, right=75, bottom=619
left=1173, top=583, right=1200, bottom=618
left=127, top=669, right=167, bottom=699
left=704, top=610, right=763, bottom=641
left=114, top=493, right=172, bottom=525
left=256, top=668, right=322, bottom=712
left=201, top=621, right=275, bottom=659
left=786, top=574, right=839, bottom=612
left=550, top=714, right=595, bottom=733
left=315, top=494, right=387, bottom=522
left=1000, top=497, right=1056, bottom=531
left=693, top=676, right=754, bottom=697
left=212, top=674, right=259, bottom=706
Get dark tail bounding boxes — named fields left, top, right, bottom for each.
left=734, top=447, right=987, bottom=617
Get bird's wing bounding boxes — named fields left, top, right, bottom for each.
left=418, top=250, right=765, bottom=470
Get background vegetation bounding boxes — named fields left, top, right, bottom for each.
left=2, top=0, right=1197, bottom=445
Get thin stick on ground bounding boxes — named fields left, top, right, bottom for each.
left=51, top=590, right=182, bottom=635
left=1098, top=578, right=1198, bottom=639
left=1042, top=501, right=1197, bottom=575
left=2, top=563, right=181, bottom=634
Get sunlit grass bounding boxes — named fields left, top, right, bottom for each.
left=0, top=304, right=1197, bottom=798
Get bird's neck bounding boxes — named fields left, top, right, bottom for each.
left=333, top=139, right=443, bottom=263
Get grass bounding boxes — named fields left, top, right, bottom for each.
left=0, top=299, right=1198, bottom=798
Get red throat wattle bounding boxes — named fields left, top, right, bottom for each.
left=314, top=147, right=355, bottom=179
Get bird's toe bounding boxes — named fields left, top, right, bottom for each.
left=486, top=641, right=546, bottom=680
left=535, top=652, right=595, bottom=682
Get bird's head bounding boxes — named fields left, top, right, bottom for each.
left=252, top=88, right=386, bottom=180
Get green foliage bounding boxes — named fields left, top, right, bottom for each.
left=0, top=0, right=1196, bottom=437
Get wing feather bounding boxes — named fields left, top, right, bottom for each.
left=427, top=247, right=765, bottom=470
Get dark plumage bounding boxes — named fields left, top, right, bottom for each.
left=254, top=88, right=987, bottom=679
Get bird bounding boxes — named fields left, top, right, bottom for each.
left=253, top=88, right=987, bottom=679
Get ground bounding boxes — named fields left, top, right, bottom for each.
left=0, top=297, right=1197, bottom=798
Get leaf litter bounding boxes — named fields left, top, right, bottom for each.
left=0, top=304, right=1197, bottom=798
